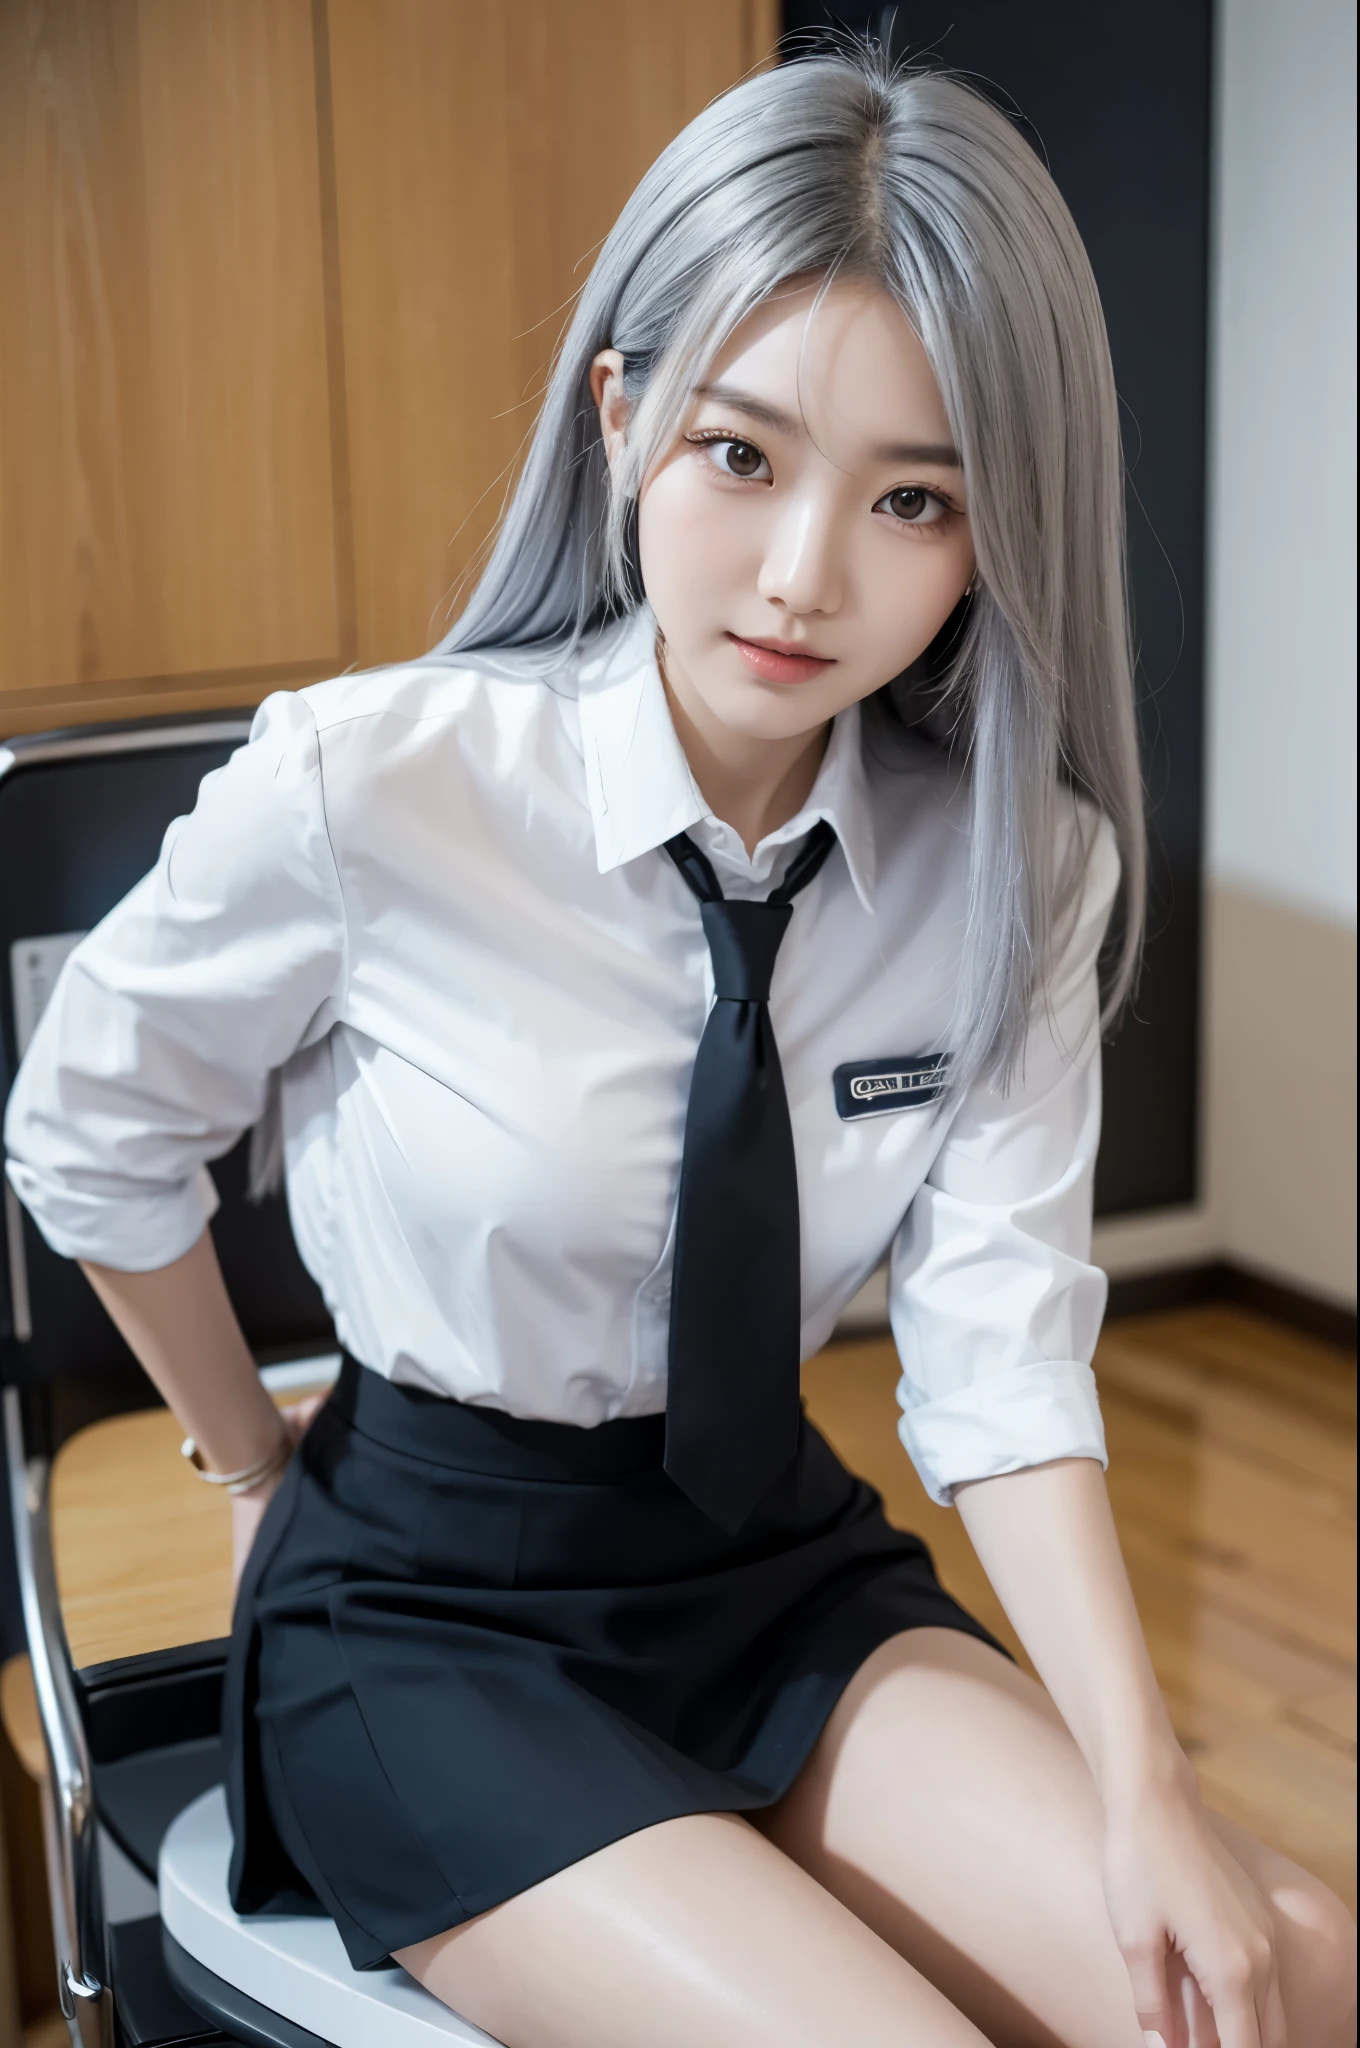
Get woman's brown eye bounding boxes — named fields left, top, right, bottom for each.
left=723, top=441, right=764, bottom=477
left=887, top=486, right=931, bottom=521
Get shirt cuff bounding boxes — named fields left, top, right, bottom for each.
left=896, top=1358, right=1107, bottom=1507
left=5, top=1159, right=220, bottom=1272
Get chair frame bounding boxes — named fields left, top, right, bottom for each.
left=5, top=1379, right=109, bottom=2045
left=2, top=718, right=254, bottom=2048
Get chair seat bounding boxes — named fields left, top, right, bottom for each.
left=100, top=1733, right=226, bottom=1877
left=160, top=1788, right=500, bottom=2047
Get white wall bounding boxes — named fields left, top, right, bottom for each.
left=1200, top=0, right=1357, bottom=1307
left=1206, top=0, right=1357, bottom=927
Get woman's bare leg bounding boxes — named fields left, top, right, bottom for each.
left=1203, top=1810, right=1358, bottom=2048
left=397, top=1809, right=991, bottom=2048
left=758, top=1628, right=1357, bottom=2048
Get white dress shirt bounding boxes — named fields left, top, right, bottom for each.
left=4, top=609, right=1117, bottom=1505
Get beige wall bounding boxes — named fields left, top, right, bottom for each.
left=1206, top=888, right=1357, bottom=1307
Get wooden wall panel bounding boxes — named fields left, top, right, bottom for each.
left=0, top=0, right=342, bottom=727
left=323, top=1, right=520, bottom=670
left=0, top=0, right=775, bottom=733
left=328, top=0, right=772, bottom=668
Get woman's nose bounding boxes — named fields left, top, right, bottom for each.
left=755, top=493, right=844, bottom=616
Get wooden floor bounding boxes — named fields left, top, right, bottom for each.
left=803, top=1303, right=1357, bottom=1910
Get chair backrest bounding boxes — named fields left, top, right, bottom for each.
left=0, top=715, right=335, bottom=1425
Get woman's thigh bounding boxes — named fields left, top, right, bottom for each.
left=756, top=1627, right=1357, bottom=2048
left=396, top=1809, right=992, bottom=2048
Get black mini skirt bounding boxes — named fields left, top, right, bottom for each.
left=224, top=1356, right=1003, bottom=1969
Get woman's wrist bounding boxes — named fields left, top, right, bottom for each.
left=229, top=1451, right=292, bottom=1503
left=1069, top=1673, right=1196, bottom=1818
left=183, top=1403, right=291, bottom=1488
left=1097, top=1734, right=1200, bottom=1822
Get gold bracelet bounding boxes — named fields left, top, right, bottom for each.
left=180, top=1429, right=292, bottom=1496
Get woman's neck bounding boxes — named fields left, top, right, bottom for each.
left=659, top=645, right=831, bottom=857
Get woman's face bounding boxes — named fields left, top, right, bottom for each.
left=598, top=279, right=977, bottom=744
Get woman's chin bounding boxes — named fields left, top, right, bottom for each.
left=688, top=672, right=850, bottom=743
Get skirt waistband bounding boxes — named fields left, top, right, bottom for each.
left=330, top=1354, right=669, bottom=1482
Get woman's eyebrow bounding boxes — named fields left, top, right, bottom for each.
left=694, top=384, right=961, bottom=468
left=694, top=383, right=798, bottom=432
left=875, top=438, right=962, bottom=468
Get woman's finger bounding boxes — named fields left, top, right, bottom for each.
left=1257, top=1960, right=1288, bottom=2048
left=281, top=1391, right=326, bottom=1440
left=1201, top=1947, right=1267, bottom=2048
left=1170, top=1949, right=1220, bottom=2048
left=1124, top=1930, right=1176, bottom=2048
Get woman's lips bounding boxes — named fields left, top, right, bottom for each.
left=727, top=633, right=835, bottom=685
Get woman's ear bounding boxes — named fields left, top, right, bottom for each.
left=589, top=348, right=629, bottom=473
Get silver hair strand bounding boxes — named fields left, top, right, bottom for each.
left=437, top=47, right=1147, bottom=1093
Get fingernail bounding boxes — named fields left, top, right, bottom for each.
left=1143, top=2035, right=1167, bottom=2048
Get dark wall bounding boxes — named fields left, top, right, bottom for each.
left=784, top=0, right=1212, bottom=1215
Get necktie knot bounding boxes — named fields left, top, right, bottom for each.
left=700, top=899, right=792, bottom=1003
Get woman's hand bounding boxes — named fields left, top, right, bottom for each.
left=1102, top=1778, right=1287, bottom=2048
left=230, top=1395, right=326, bottom=1597
left=954, top=1462, right=1292, bottom=2048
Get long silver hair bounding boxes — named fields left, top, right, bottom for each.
left=437, top=47, right=1146, bottom=1091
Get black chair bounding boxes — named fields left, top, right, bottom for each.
left=1, top=716, right=493, bottom=2048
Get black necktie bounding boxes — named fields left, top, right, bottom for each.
left=663, top=820, right=837, bottom=1532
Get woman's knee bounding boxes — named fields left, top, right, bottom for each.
left=1274, top=1868, right=1357, bottom=2044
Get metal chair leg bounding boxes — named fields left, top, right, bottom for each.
left=4, top=1391, right=112, bottom=2048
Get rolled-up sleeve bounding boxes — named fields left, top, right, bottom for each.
left=890, top=811, right=1120, bottom=1505
left=4, top=691, right=347, bottom=1271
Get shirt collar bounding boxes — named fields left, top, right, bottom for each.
left=577, top=608, right=707, bottom=873
left=576, top=607, right=877, bottom=915
left=752, top=695, right=877, bottom=913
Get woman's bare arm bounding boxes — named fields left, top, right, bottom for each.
left=955, top=1456, right=1182, bottom=1804
left=956, top=1457, right=1286, bottom=2044
left=79, top=1231, right=305, bottom=1584
left=80, top=1230, right=284, bottom=1475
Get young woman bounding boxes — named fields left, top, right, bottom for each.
left=6, top=49, right=1354, bottom=2048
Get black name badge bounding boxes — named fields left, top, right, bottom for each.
left=833, top=1054, right=950, bottom=1120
